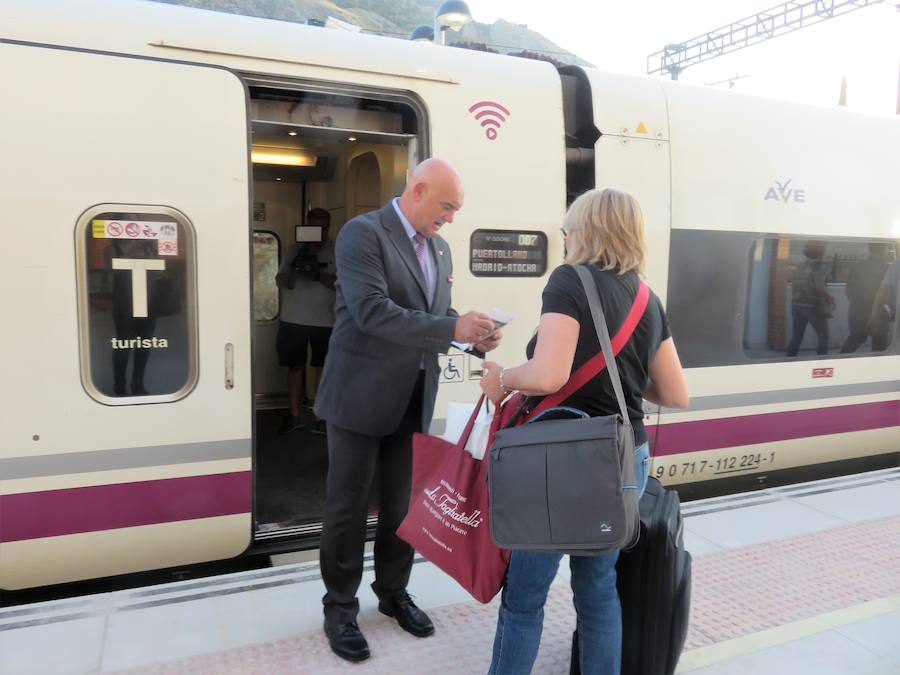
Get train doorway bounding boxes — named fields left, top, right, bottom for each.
left=246, top=82, right=424, bottom=545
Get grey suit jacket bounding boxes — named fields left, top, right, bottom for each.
left=314, top=203, right=458, bottom=436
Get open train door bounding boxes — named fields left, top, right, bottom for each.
left=0, top=42, right=253, bottom=589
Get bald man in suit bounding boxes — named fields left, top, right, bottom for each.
left=314, top=159, right=502, bottom=662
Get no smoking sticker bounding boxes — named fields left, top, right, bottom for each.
left=158, top=240, right=178, bottom=256
left=92, top=219, right=178, bottom=243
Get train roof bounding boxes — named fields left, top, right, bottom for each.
left=2, top=0, right=557, bottom=84
left=5, top=0, right=900, bottom=129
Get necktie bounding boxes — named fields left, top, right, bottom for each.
left=413, top=233, right=434, bottom=299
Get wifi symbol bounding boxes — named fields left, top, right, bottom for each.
left=468, top=101, right=511, bottom=141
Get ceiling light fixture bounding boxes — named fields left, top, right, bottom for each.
left=251, top=146, right=317, bottom=166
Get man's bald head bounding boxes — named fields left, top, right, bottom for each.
left=398, top=158, right=464, bottom=238
left=406, top=158, right=462, bottom=194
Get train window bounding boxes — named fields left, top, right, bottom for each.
left=667, top=230, right=899, bottom=368
left=75, top=205, right=198, bottom=404
left=744, top=238, right=897, bottom=360
left=253, top=231, right=280, bottom=321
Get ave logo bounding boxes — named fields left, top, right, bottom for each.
left=764, top=179, right=805, bottom=204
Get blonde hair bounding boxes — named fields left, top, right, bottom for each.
left=563, top=188, right=647, bottom=275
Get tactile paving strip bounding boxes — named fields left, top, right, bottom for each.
left=110, top=584, right=576, bottom=675
left=112, top=514, right=900, bottom=674
left=685, top=514, right=900, bottom=649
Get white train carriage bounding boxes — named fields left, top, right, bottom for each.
left=0, top=0, right=897, bottom=592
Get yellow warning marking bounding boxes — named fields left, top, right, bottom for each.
left=91, top=221, right=106, bottom=238
left=675, top=592, right=900, bottom=672
left=636, top=121, right=648, bottom=134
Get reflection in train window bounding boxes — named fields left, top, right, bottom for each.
left=76, top=206, right=198, bottom=403
left=744, top=238, right=897, bottom=360
left=253, top=231, right=280, bottom=321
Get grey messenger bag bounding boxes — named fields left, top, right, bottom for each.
left=487, top=265, right=648, bottom=555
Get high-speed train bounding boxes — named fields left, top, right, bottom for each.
left=1, top=0, right=897, bottom=593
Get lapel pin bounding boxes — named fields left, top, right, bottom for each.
left=438, top=250, right=444, bottom=256
left=448, top=275, right=454, bottom=283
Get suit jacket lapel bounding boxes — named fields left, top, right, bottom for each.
left=380, top=203, right=429, bottom=303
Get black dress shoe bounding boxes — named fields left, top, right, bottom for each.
left=378, top=591, right=434, bottom=637
left=323, top=620, right=370, bottom=662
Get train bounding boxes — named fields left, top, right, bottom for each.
left=1, top=0, right=898, bottom=593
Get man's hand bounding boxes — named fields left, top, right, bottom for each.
left=455, top=312, right=494, bottom=344
left=473, top=329, right=502, bottom=353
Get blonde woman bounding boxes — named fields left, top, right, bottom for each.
left=480, top=188, right=688, bottom=675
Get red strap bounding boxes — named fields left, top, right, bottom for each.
left=525, top=281, right=650, bottom=422
left=456, top=394, right=487, bottom=448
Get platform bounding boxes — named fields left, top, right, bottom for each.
left=2, top=467, right=899, bottom=674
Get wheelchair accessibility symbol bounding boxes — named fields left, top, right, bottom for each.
left=439, top=354, right=465, bottom=383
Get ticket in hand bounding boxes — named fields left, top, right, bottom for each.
left=451, top=307, right=514, bottom=351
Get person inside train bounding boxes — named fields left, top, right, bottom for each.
left=275, top=208, right=337, bottom=434
left=479, top=187, right=689, bottom=675
left=108, top=238, right=159, bottom=397
left=866, top=255, right=899, bottom=350
left=840, top=242, right=890, bottom=353
left=786, top=240, right=835, bottom=357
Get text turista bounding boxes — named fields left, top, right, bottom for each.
left=110, top=337, right=169, bottom=349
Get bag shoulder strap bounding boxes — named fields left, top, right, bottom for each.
left=527, top=264, right=649, bottom=422
left=574, top=265, right=631, bottom=423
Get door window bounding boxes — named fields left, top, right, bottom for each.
left=76, top=205, right=197, bottom=402
left=253, top=231, right=281, bottom=321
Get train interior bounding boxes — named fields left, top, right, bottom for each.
left=248, top=84, right=419, bottom=543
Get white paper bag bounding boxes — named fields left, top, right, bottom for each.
left=441, top=401, right=492, bottom=460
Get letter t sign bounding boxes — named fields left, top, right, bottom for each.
left=112, top=258, right=166, bottom=318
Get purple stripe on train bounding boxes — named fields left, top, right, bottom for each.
left=2, top=401, right=897, bottom=543
left=652, top=400, right=900, bottom=457
left=0, top=471, right=251, bottom=543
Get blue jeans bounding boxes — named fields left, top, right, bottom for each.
left=488, top=442, right=650, bottom=675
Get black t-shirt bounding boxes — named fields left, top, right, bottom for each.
left=525, top=264, right=671, bottom=446
left=791, top=258, right=827, bottom=306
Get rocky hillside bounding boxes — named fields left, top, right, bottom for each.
left=152, top=0, right=591, bottom=65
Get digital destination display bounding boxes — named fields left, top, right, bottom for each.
left=469, top=229, right=548, bottom=277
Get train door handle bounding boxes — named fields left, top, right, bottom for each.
left=225, top=343, right=234, bottom=390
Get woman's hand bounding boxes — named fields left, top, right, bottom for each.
left=480, top=361, right=506, bottom=404
left=473, top=329, right=502, bottom=353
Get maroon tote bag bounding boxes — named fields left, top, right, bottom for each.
left=397, top=396, right=510, bottom=603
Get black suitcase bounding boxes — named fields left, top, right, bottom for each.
left=570, top=477, right=692, bottom=675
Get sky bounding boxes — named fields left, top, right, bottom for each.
left=466, top=0, right=900, bottom=116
